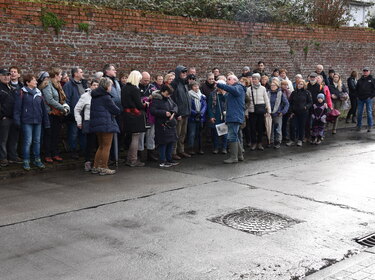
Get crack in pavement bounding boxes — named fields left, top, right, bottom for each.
left=0, top=179, right=218, bottom=229
left=236, top=181, right=375, bottom=216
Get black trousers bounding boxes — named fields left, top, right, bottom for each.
left=249, top=112, right=265, bottom=144
left=290, top=112, right=307, bottom=141
left=347, top=94, right=357, bottom=118
left=44, top=114, right=63, bottom=157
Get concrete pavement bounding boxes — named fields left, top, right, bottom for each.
left=0, top=128, right=375, bottom=279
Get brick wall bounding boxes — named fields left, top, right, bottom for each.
left=1, top=0, right=375, bottom=80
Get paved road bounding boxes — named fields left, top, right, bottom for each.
left=0, top=129, right=374, bottom=280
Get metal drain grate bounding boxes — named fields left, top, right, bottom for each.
left=209, top=207, right=302, bottom=236
left=355, top=233, right=375, bottom=247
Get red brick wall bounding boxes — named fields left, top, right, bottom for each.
left=1, top=0, right=375, bottom=80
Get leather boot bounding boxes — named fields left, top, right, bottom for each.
left=223, top=142, right=238, bottom=164
left=238, top=142, right=244, bottom=161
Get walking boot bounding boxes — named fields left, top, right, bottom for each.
left=223, top=142, right=238, bottom=164
left=147, top=149, right=158, bottom=162
left=34, top=158, right=45, bottom=169
left=23, top=160, right=31, bottom=171
left=238, top=142, right=244, bottom=161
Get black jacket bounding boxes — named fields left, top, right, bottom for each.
left=200, top=81, right=215, bottom=98
left=150, top=91, right=178, bottom=145
left=347, top=77, right=357, bottom=97
left=121, top=83, right=146, bottom=133
left=316, top=71, right=330, bottom=86
left=171, top=66, right=191, bottom=116
left=307, top=82, right=323, bottom=104
left=356, top=75, right=375, bottom=101
left=0, top=82, right=17, bottom=119
left=289, top=88, right=312, bottom=114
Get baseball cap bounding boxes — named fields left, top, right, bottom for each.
left=309, top=72, right=318, bottom=78
left=0, top=68, right=10, bottom=75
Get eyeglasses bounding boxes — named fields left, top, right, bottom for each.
left=363, top=70, right=369, bottom=72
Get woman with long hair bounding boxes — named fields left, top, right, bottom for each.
left=346, top=71, right=358, bottom=123
left=42, top=67, right=69, bottom=163
left=329, top=73, right=348, bottom=134
left=122, top=70, right=147, bottom=167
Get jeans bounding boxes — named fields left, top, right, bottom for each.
left=242, top=118, right=251, bottom=145
left=67, top=121, right=86, bottom=152
left=0, top=118, right=20, bottom=161
left=187, top=121, right=202, bottom=149
left=227, top=122, right=240, bottom=143
left=271, top=115, right=283, bottom=144
left=173, top=116, right=188, bottom=154
left=93, top=132, right=113, bottom=169
left=22, top=124, right=42, bottom=161
left=290, top=112, right=307, bottom=141
left=357, top=98, right=373, bottom=128
left=211, top=127, right=228, bottom=150
left=158, top=142, right=174, bottom=163
left=249, top=113, right=265, bottom=144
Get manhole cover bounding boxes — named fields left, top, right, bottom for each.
left=209, top=207, right=302, bottom=235
left=355, top=233, right=375, bottom=247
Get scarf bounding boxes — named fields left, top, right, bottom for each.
left=253, top=83, right=260, bottom=89
left=51, top=79, right=66, bottom=104
left=189, top=89, right=202, bottom=112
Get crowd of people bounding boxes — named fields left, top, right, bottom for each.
left=0, top=62, right=374, bottom=175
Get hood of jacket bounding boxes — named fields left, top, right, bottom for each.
left=91, top=86, right=108, bottom=98
left=174, top=65, right=187, bottom=83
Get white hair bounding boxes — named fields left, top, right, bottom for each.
left=127, top=70, right=142, bottom=86
left=227, top=75, right=238, bottom=82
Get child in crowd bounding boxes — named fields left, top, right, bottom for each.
left=187, top=82, right=207, bottom=155
left=311, top=93, right=328, bottom=145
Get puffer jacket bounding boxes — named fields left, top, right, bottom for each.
left=89, top=86, right=120, bottom=133
left=74, top=88, right=92, bottom=126
left=289, top=88, right=313, bottom=114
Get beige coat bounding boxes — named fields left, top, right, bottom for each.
left=246, top=85, right=271, bottom=114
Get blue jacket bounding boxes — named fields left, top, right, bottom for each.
left=216, top=82, right=245, bottom=123
left=188, top=92, right=207, bottom=123
left=13, top=87, right=50, bottom=128
left=89, top=86, right=121, bottom=133
left=63, top=78, right=88, bottom=118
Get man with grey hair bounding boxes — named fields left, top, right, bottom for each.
left=200, top=72, right=216, bottom=97
left=240, top=66, right=252, bottom=78
left=315, top=64, right=330, bottom=86
left=216, top=74, right=245, bottom=164
left=139, top=71, right=158, bottom=162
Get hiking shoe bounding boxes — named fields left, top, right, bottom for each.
left=167, top=160, right=180, bottom=166
left=257, top=144, right=264, bottom=151
left=9, top=157, right=23, bottom=164
left=91, top=167, right=101, bottom=174
left=172, top=154, right=181, bottom=160
left=286, top=141, right=294, bottom=147
left=221, top=149, right=227, bottom=154
left=316, top=139, right=322, bottom=145
left=34, top=158, right=45, bottom=169
left=23, top=160, right=31, bottom=171
left=297, top=140, right=303, bottom=147
left=250, top=144, right=257, bottom=151
left=99, top=168, right=116, bottom=175
left=274, top=143, right=281, bottom=149
left=84, top=161, right=92, bottom=172
left=0, top=159, right=9, bottom=167
left=159, top=162, right=172, bottom=168
left=126, top=161, right=145, bottom=167
left=212, top=149, right=219, bottom=154
left=52, top=156, right=63, bottom=162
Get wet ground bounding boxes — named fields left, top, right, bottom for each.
left=0, top=126, right=374, bottom=280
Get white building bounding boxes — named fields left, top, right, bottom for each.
left=348, top=0, right=375, bottom=27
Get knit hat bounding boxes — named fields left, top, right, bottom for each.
left=37, top=71, right=49, bottom=83
left=317, top=93, right=325, bottom=101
